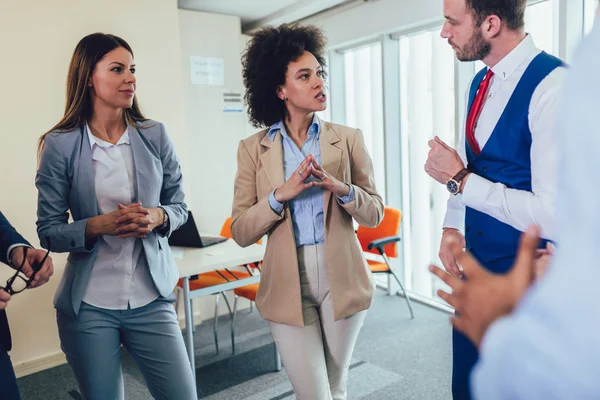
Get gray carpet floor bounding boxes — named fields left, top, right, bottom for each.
left=17, top=291, right=453, bottom=399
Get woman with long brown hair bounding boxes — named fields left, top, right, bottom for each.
left=35, top=33, right=196, bottom=399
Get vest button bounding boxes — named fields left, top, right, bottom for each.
left=466, top=227, right=470, bottom=232
left=71, top=240, right=76, bottom=247
left=482, top=167, right=488, bottom=172
left=477, top=232, right=483, bottom=237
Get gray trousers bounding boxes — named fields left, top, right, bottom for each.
left=270, top=243, right=367, bottom=400
left=57, top=299, right=196, bottom=400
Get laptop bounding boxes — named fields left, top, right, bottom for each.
left=168, top=211, right=228, bottom=248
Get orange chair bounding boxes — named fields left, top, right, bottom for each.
left=174, top=218, right=251, bottom=354
left=357, top=207, right=414, bottom=319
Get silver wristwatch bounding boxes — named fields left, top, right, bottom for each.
left=446, top=169, right=470, bottom=196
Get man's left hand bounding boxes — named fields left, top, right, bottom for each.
left=429, top=226, right=541, bottom=347
left=425, top=136, right=464, bottom=184
left=10, top=246, right=54, bottom=289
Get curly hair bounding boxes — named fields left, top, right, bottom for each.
left=242, top=24, right=327, bottom=128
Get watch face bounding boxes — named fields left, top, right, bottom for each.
left=447, top=179, right=459, bottom=195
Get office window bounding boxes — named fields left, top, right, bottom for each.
left=525, top=0, right=557, bottom=55
left=584, top=0, right=597, bottom=36
left=398, top=27, right=456, bottom=301
left=317, top=55, right=332, bottom=122
left=474, top=0, right=558, bottom=72
left=343, top=43, right=386, bottom=200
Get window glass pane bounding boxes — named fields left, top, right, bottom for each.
left=524, top=0, right=556, bottom=55
left=474, top=0, right=557, bottom=72
left=584, top=0, right=598, bottom=36
left=399, top=27, right=456, bottom=301
left=343, top=43, right=386, bottom=200
left=317, top=55, right=332, bottom=122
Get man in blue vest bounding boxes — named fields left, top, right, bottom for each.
left=424, top=0, right=566, bottom=398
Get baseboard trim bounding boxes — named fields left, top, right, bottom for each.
left=14, top=352, right=68, bottom=379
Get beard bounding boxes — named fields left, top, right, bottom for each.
left=453, top=28, right=491, bottom=62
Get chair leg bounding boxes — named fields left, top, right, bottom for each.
left=383, top=254, right=415, bottom=319
left=390, top=270, right=414, bottom=319
left=190, top=297, right=196, bottom=333
left=213, top=293, right=220, bottom=355
left=222, top=292, right=233, bottom=318
left=231, top=295, right=239, bottom=355
left=249, top=301, right=253, bottom=314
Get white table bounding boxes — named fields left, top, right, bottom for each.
left=172, top=239, right=281, bottom=383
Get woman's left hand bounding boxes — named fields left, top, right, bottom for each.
left=115, top=203, right=162, bottom=238
left=310, top=160, right=350, bottom=197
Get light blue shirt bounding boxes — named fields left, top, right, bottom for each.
left=472, top=16, right=600, bottom=399
left=267, top=115, right=355, bottom=247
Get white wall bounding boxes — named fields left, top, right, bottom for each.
left=0, top=0, right=255, bottom=376
left=176, top=9, right=254, bottom=335
left=178, top=10, right=249, bottom=233
left=0, top=0, right=185, bottom=375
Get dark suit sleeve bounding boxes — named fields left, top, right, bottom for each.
left=0, top=211, right=31, bottom=266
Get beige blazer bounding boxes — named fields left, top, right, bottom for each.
left=231, top=119, right=384, bottom=327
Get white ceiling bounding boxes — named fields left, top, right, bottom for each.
left=177, top=0, right=355, bottom=31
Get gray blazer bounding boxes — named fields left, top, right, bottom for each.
left=36, top=120, right=187, bottom=317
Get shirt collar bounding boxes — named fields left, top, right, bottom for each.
left=268, top=114, right=321, bottom=141
left=86, top=123, right=130, bottom=148
left=491, top=34, right=538, bottom=81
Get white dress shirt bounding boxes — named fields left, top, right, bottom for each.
left=444, top=35, right=567, bottom=241
left=472, top=17, right=600, bottom=399
left=82, top=125, right=159, bottom=310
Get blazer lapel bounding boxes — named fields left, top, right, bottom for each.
left=259, top=130, right=296, bottom=241
left=128, top=122, right=153, bottom=207
left=259, top=131, right=285, bottom=191
left=76, top=126, right=99, bottom=218
left=319, top=120, right=342, bottom=219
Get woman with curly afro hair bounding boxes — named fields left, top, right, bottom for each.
left=231, top=24, right=384, bottom=399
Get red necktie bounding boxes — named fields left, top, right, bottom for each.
left=466, top=69, right=494, bottom=156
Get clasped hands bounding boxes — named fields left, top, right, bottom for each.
left=274, top=154, right=350, bottom=203
left=87, top=203, right=164, bottom=239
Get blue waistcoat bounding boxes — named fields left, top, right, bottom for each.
left=464, top=52, right=563, bottom=272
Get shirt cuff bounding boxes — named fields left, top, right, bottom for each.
left=337, top=184, right=355, bottom=204
left=443, top=201, right=465, bottom=231
left=268, top=191, right=284, bottom=215
left=7, top=243, right=33, bottom=268
left=461, top=173, right=496, bottom=210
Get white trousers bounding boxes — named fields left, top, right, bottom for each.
left=269, top=243, right=367, bottom=400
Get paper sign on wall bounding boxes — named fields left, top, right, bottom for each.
left=190, top=56, right=224, bottom=86
left=222, top=90, right=243, bottom=112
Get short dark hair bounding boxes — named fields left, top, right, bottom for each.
left=466, top=0, right=527, bottom=31
left=242, top=24, right=327, bottom=128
